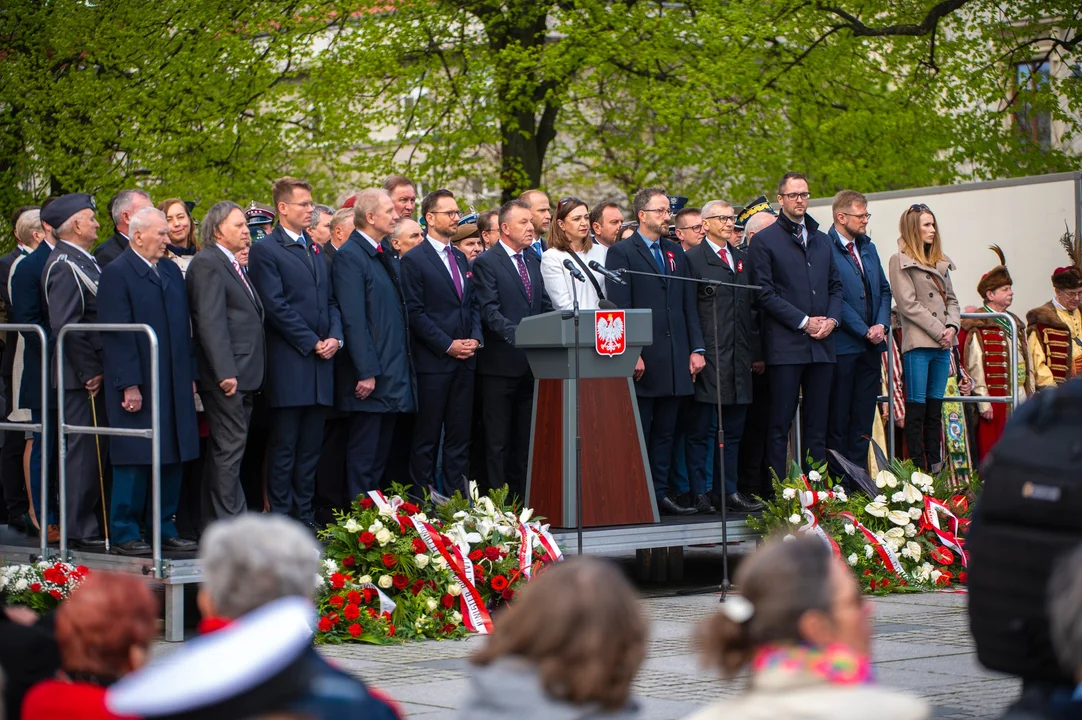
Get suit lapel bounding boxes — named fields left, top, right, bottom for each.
left=633, top=234, right=661, bottom=275
left=214, top=247, right=260, bottom=309
left=275, top=226, right=316, bottom=280
left=422, top=240, right=461, bottom=302
left=496, top=247, right=530, bottom=303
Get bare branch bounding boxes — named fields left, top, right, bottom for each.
left=817, top=0, right=973, bottom=38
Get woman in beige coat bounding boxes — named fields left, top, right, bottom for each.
left=887, top=204, right=960, bottom=471
left=687, top=537, right=929, bottom=720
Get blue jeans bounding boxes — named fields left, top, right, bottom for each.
left=903, top=348, right=951, bottom=403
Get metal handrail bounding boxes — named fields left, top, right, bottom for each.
left=56, top=323, right=161, bottom=576
left=0, top=324, right=50, bottom=559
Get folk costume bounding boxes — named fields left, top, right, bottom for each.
left=1027, top=230, right=1082, bottom=389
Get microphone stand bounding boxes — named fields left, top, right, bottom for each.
left=614, top=265, right=760, bottom=601
left=560, top=270, right=586, bottom=556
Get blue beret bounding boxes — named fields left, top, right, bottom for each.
left=40, top=193, right=96, bottom=229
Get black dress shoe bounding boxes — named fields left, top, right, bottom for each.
left=163, top=537, right=198, bottom=552
left=674, top=491, right=693, bottom=508
left=113, top=539, right=152, bottom=556
left=8, top=512, right=30, bottom=535
left=694, top=494, right=716, bottom=514
left=70, top=537, right=107, bottom=550
left=658, top=496, right=697, bottom=516
left=727, top=492, right=765, bottom=513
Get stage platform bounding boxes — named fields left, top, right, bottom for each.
left=0, top=513, right=758, bottom=641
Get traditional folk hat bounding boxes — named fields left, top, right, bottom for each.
left=1054, top=224, right=1082, bottom=290
left=977, top=245, right=1012, bottom=299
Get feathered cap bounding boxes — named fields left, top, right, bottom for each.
left=1052, top=223, right=1082, bottom=291
left=977, top=245, right=1012, bottom=299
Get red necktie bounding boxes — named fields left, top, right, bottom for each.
left=718, top=246, right=730, bottom=269
left=846, top=242, right=864, bottom=276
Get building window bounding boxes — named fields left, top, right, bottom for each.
left=1014, top=60, right=1052, bottom=147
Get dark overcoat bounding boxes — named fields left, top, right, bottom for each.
left=827, top=225, right=892, bottom=355
left=332, top=232, right=417, bottom=413
left=10, top=241, right=52, bottom=411
left=98, top=249, right=199, bottom=466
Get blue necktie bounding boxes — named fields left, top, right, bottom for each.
left=532, top=240, right=542, bottom=258
left=650, top=242, right=664, bottom=274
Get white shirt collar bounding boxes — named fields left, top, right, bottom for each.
left=216, top=244, right=237, bottom=264
left=281, top=226, right=302, bottom=243
left=358, top=230, right=381, bottom=251
left=499, top=240, right=522, bottom=258
left=426, top=234, right=451, bottom=254
left=705, top=237, right=729, bottom=254
left=1054, top=297, right=1068, bottom=312
left=63, top=241, right=96, bottom=263
left=43, top=239, right=55, bottom=252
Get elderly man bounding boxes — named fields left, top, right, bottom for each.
left=390, top=217, right=425, bottom=257
left=589, top=201, right=624, bottom=248
left=1027, top=265, right=1082, bottom=389
left=186, top=201, right=265, bottom=524
left=518, top=189, right=550, bottom=257
left=400, top=189, right=481, bottom=495
left=93, top=189, right=153, bottom=268
left=451, top=223, right=482, bottom=262
left=42, top=194, right=108, bottom=549
left=334, top=189, right=416, bottom=498
left=383, top=175, right=417, bottom=219
left=247, top=177, right=342, bottom=533
left=98, top=207, right=199, bottom=556
left=477, top=210, right=500, bottom=252
left=308, top=204, right=334, bottom=248
left=685, top=199, right=764, bottom=514
left=324, top=207, right=354, bottom=264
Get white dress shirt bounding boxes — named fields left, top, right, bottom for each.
left=357, top=230, right=381, bottom=252
left=705, top=238, right=734, bottom=272
left=427, top=235, right=459, bottom=280
left=540, top=244, right=608, bottom=311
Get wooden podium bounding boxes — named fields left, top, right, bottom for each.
left=515, top=309, right=658, bottom=528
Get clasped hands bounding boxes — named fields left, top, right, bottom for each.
left=865, top=324, right=886, bottom=345
left=447, top=339, right=479, bottom=360
left=314, top=338, right=340, bottom=360
left=804, top=316, right=835, bottom=340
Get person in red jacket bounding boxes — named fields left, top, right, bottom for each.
left=22, top=572, right=156, bottom=720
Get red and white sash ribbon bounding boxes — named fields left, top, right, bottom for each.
left=923, top=497, right=968, bottom=567
left=798, top=477, right=841, bottom=557
left=368, top=490, right=407, bottom=531
left=838, top=511, right=911, bottom=581
left=531, top=523, right=564, bottom=561
left=358, top=581, right=397, bottom=616
left=412, top=516, right=493, bottom=634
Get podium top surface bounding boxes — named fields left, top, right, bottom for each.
left=515, top=309, right=652, bottom=349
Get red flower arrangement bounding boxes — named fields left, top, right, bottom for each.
left=381, top=553, right=398, bottom=568
left=490, top=575, right=509, bottom=592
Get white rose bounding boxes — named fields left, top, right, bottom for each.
left=847, top=553, right=858, bottom=566
left=782, top=488, right=797, bottom=500
left=808, top=470, right=822, bottom=482
left=448, top=583, right=462, bottom=597
left=844, top=523, right=855, bottom=536
left=368, top=520, right=384, bottom=533
left=378, top=574, right=394, bottom=589
left=788, top=513, right=803, bottom=525
left=434, top=556, right=449, bottom=570
left=865, top=502, right=888, bottom=518
left=887, top=510, right=912, bottom=526
left=452, top=611, right=463, bottom=624
left=375, top=528, right=393, bottom=546
left=414, top=553, right=430, bottom=569
left=426, top=598, right=439, bottom=612
left=891, top=491, right=906, bottom=503
left=358, top=575, right=372, bottom=585
left=908, top=507, right=923, bottom=520
left=865, top=544, right=875, bottom=558
left=344, top=518, right=360, bottom=533
left=905, top=541, right=922, bottom=562
left=378, top=504, right=396, bottom=518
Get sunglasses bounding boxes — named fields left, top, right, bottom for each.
left=558, top=196, right=584, bottom=210
left=909, top=203, right=931, bottom=213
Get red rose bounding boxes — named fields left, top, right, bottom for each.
left=958, top=572, right=968, bottom=585
left=930, top=546, right=954, bottom=565
left=442, top=623, right=456, bottom=635
left=468, top=550, right=483, bottom=562
left=483, top=546, right=500, bottom=561
left=29, top=582, right=41, bottom=593
left=441, top=593, right=454, bottom=608
left=330, top=573, right=348, bottom=589
left=363, top=588, right=374, bottom=604
left=343, top=603, right=361, bottom=621
left=360, top=498, right=375, bottom=509
left=393, top=574, right=409, bottom=590
left=359, top=532, right=376, bottom=548
left=382, top=553, right=398, bottom=568
left=427, top=580, right=437, bottom=589
left=501, top=588, right=514, bottom=600
left=367, top=607, right=379, bottom=618
left=329, top=595, right=345, bottom=608
left=490, top=575, right=509, bottom=592
left=346, top=590, right=362, bottom=605
left=411, top=579, right=425, bottom=596
left=388, top=624, right=396, bottom=637
left=349, top=623, right=363, bottom=638
left=318, top=616, right=334, bottom=633
left=49, top=589, right=62, bottom=600
left=402, top=502, right=420, bottom=515
left=412, top=538, right=427, bottom=555
left=342, top=555, right=356, bottom=568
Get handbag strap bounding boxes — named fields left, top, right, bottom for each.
left=568, top=249, right=604, bottom=300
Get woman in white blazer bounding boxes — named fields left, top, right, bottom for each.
left=540, top=197, right=609, bottom=311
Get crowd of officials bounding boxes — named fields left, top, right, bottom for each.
left=2, top=171, right=1081, bottom=555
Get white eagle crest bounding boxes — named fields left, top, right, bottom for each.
left=596, top=314, right=624, bottom=353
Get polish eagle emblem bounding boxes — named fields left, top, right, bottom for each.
left=595, top=310, right=626, bottom=356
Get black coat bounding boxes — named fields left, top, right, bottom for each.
left=748, top=212, right=843, bottom=366
left=604, top=232, right=705, bottom=397
left=92, top=230, right=129, bottom=269
left=472, top=244, right=552, bottom=378
left=9, top=241, right=52, bottom=411
left=0, top=247, right=26, bottom=377
left=686, top=240, right=761, bottom=406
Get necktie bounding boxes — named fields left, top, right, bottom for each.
left=650, top=242, right=665, bottom=274
left=445, top=245, right=463, bottom=299
left=719, top=246, right=731, bottom=270
left=846, top=242, right=864, bottom=276
left=532, top=240, right=543, bottom=258
left=513, top=253, right=533, bottom=303
left=150, top=263, right=160, bottom=277
left=233, top=260, right=253, bottom=294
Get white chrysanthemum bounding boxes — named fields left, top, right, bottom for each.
left=378, top=574, right=394, bottom=589
left=908, top=507, right=923, bottom=520
left=847, top=553, right=858, bottom=566
left=323, top=559, right=337, bottom=573
left=314, top=574, right=325, bottom=588
left=844, top=523, right=855, bottom=535
left=808, top=470, right=822, bottom=482
left=817, top=491, right=830, bottom=502
left=782, top=488, right=797, bottom=500
left=14, top=578, right=28, bottom=591
left=788, top=513, right=802, bottom=525
left=834, top=488, right=848, bottom=502
left=865, top=544, right=875, bottom=558
left=904, top=524, right=917, bottom=537
left=891, top=491, right=906, bottom=503
left=414, top=554, right=430, bottom=569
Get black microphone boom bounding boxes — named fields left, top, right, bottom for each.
left=563, top=258, right=586, bottom=281
left=587, top=260, right=627, bottom=285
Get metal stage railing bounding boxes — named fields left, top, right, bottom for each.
left=0, top=324, right=50, bottom=560
left=56, top=324, right=163, bottom=577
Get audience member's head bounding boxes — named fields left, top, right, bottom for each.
left=158, top=198, right=198, bottom=249
left=109, top=189, right=153, bottom=236
left=329, top=207, right=355, bottom=249
left=14, top=208, right=44, bottom=250
left=383, top=175, right=417, bottom=218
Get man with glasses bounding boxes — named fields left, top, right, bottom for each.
left=606, top=187, right=705, bottom=516
left=247, top=176, right=343, bottom=534
left=749, top=172, right=842, bottom=482
left=825, top=190, right=892, bottom=485
left=1026, top=264, right=1082, bottom=389
left=674, top=207, right=705, bottom=252
left=477, top=210, right=500, bottom=251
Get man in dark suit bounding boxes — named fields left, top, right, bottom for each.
left=400, top=189, right=481, bottom=496
left=334, top=190, right=417, bottom=499
left=826, top=190, right=892, bottom=482
left=685, top=200, right=765, bottom=514
left=93, top=189, right=153, bottom=268
left=472, top=199, right=553, bottom=500
left=247, top=177, right=342, bottom=532
left=749, top=172, right=843, bottom=482
left=606, top=188, right=705, bottom=515
left=98, top=207, right=200, bottom=555
left=518, top=189, right=550, bottom=258
left=42, top=194, right=108, bottom=549
left=186, top=201, right=266, bottom=525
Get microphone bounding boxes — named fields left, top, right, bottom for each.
left=588, top=260, right=627, bottom=286
left=563, top=258, right=586, bottom=282
left=598, top=299, right=617, bottom=309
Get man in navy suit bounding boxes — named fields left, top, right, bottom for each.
left=334, top=189, right=416, bottom=499
left=472, top=199, right=553, bottom=500
left=749, top=172, right=844, bottom=482
left=247, top=177, right=342, bottom=532
left=93, top=189, right=153, bottom=269
left=605, top=188, right=706, bottom=516
left=826, top=190, right=892, bottom=481
left=400, top=189, right=481, bottom=496
left=518, top=189, right=550, bottom=258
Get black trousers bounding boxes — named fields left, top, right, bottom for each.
left=315, top=413, right=349, bottom=519
left=636, top=395, right=682, bottom=500
left=827, top=349, right=882, bottom=480
left=480, top=373, right=534, bottom=502
left=410, top=367, right=474, bottom=496
left=766, top=363, right=834, bottom=482
left=1, top=374, right=27, bottom=521
left=739, top=369, right=771, bottom=497
left=345, top=411, right=397, bottom=500
left=266, top=405, right=326, bottom=524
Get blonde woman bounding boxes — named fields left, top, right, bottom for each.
left=887, top=203, right=960, bottom=471
left=540, top=197, right=608, bottom=310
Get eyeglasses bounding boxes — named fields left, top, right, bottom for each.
left=282, top=201, right=315, bottom=209
left=703, top=214, right=738, bottom=224
left=677, top=224, right=704, bottom=233
left=428, top=210, right=462, bottom=218
left=641, top=207, right=671, bottom=216
left=841, top=212, right=873, bottom=220
left=1064, top=290, right=1082, bottom=300
left=558, top=196, right=582, bottom=208
left=779, top=192, right=811, bottom=201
